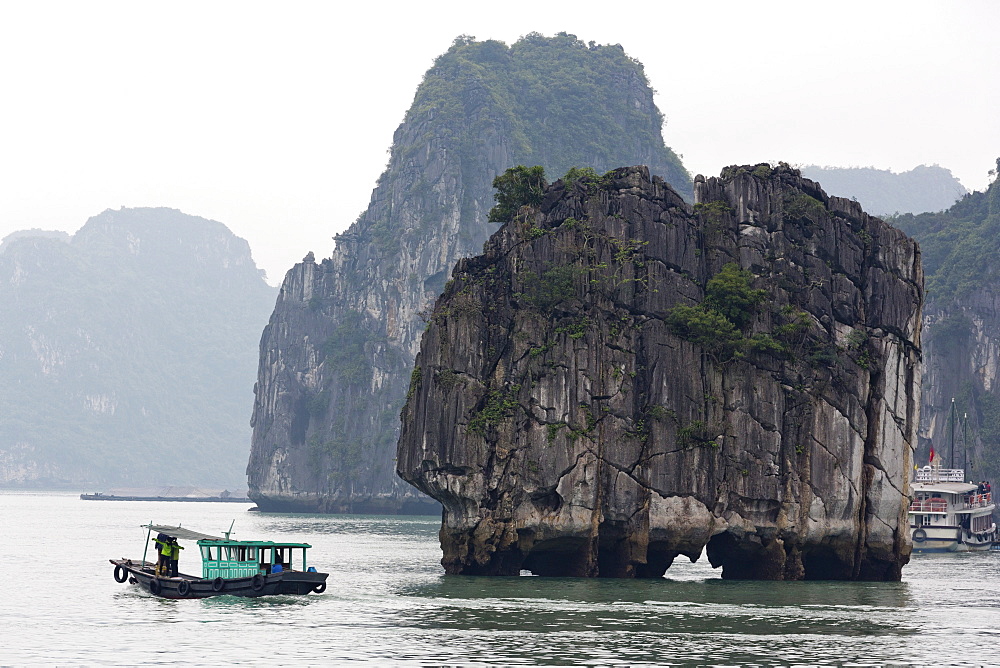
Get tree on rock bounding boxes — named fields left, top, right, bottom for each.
left=488, top=165, right=548, bottom=223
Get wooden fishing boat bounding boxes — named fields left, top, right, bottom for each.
left=109, top=523, right=328, bottom=598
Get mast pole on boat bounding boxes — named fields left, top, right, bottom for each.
left=949, top=397, right=956, bottom=469
left=141, top=521, right=152, bottom=568
left=963, top=412, right=969, bottom=481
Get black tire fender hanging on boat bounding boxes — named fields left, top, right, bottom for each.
left=177, top=580, right=191, bottom=596
left=912, top=528, right=927, bottom=542
left=149, top=578, right=162, bottom=595
left=312, top=582, right=326, bottom=594
left=212, top=577, right=225, bottom=592
left=251, top=574, right=265, bottom=591
left=113, top=564, right=128, bottom=583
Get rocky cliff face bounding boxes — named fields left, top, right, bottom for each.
left=398, top=164, right=922, bottom=580
left=247, top=34, right=691, bottom=513
left=0, top=208, right=275, bottom=488
left=895, top=181, right=1000, bottom=476
left=919, top=296, right=1000, bottom=469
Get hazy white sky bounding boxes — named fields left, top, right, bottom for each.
left=1, top=1, right=996, bottom=284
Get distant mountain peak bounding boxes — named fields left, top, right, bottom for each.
left=799, top=164, right=967, bottom=216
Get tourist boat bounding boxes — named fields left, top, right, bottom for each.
left=909, top=465, right=996, bottom=553
left=109, top=523, right=328, bottom=598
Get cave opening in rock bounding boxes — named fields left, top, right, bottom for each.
left=635, top=542, right=676, bottom=579
left=521, top=536, right=592, bottom=577
left=800, top=547, right=854, bottom=580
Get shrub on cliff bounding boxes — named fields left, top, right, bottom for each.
left=489, top=166, right=548, bottom=223
left=668, top=263, right=776, bottom=362
left=704, top=263, right=768, bottom=329
left=667, top=304, right=743, bottom=361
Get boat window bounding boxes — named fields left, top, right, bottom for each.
left=921, top=515, right=931, bottom=526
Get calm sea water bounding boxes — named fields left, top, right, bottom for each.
left=3, top=491, right=1000, bottom=666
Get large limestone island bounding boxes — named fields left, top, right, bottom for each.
left=246, top=34, right=690, bottom=513
left=397, top=165, right=922, bottom=580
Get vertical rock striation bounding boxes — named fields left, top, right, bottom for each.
left=398, top=164, right=922, bottom=579
left=247, top=34, right=690, bottom=513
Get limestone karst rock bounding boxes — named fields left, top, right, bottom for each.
left=397, top=164, right=922, bottom=580
left=894, top=177, right=1000, bottom=478
left=0, top=208, right=276, bottom=488
left=247, top=34, right=690, bottom=513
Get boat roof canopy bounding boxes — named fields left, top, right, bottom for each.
left=911, top=481, right=978, bottom=494
left=142, top=523, right=311, bottom=548
left=143, top=524, right=223, bottom=541
left=198, top=539, right=312, bottom=548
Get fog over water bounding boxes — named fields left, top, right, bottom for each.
left=1, top=1, right=997, bottom=283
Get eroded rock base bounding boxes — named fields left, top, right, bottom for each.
left=437, top=511, right=902, bottom=580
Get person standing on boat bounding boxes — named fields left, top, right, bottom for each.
left=167, top=538, right=184, bottom=577
left=153, top=533, right=171, bottom=576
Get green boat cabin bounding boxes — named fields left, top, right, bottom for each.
left=141, top=524, right=313, bottom=580
left=197, top=539, right=313, bottom=579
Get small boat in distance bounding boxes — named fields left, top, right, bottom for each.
left=909, top=465, right=996, bottom=553
left=110, top=523, right=328, bottom=598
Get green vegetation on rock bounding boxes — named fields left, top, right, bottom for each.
left=467, top=384, right=521, bottom=436
left=891, top=164, right=1000, bottom=482
left=892, top=172, right=1000, bottom=302
left=321, top=310, right=386, bottom=387
left=668, top=263, right=774, bottom=362
left=704, top=263, right=768, bottom=330
left=489, top=166, right=548, bottom=223
left=405, top=32, right=691, bottom=206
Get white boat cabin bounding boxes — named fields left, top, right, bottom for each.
left=909, top=467, right=996, bottom=552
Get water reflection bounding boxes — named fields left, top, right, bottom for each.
left=400, top=573, right=912, bottom=608
left=393, top=575, right=916, bottom=640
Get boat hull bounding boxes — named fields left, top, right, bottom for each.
left=909, top=526, right=996, bottom=553
left=110, top=559, right=327, bottom=599
left=911, top=543, right=993, bottom=553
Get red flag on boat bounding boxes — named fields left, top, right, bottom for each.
left=929, top=446, right=935, bottom=463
